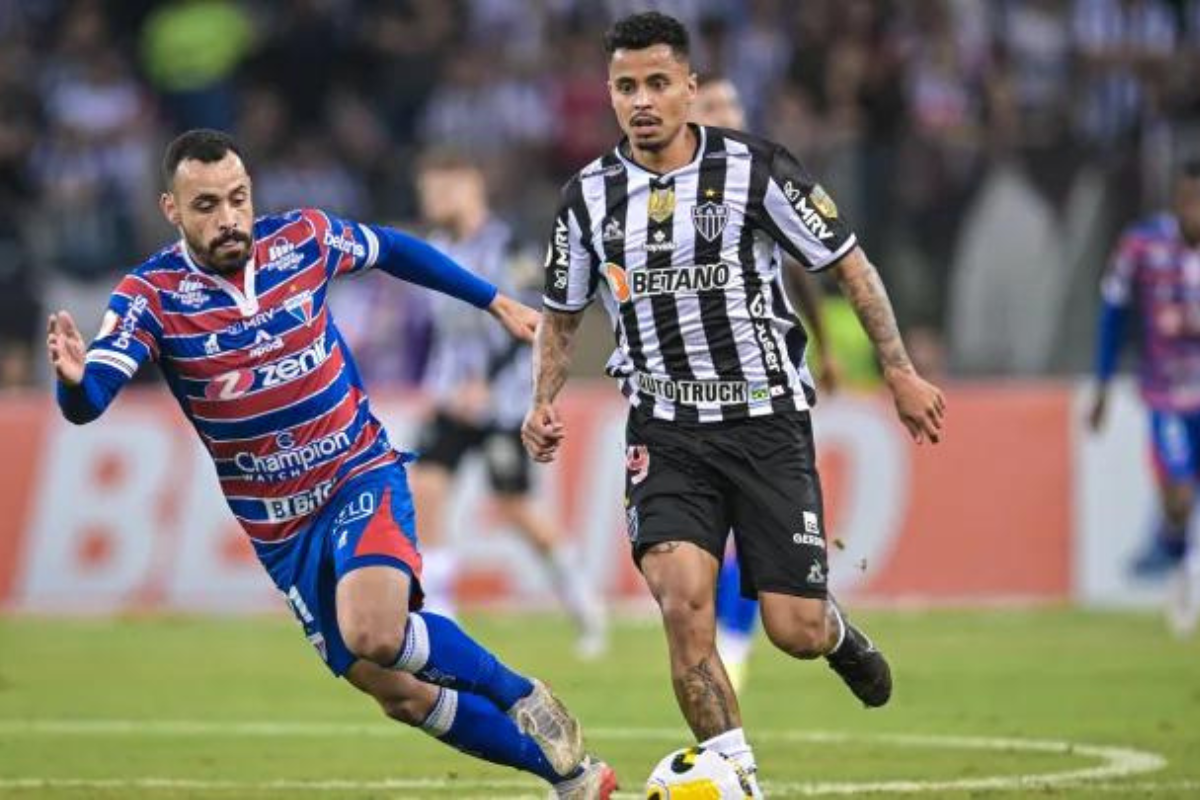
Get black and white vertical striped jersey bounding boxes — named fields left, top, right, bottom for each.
left=543, top=124, right=858, bottom=423
left=426, top=218, right=536, bottom=429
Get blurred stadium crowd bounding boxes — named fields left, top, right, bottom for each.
left=3, top=0, right=1200, bottom=389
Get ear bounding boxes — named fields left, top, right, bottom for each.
left=686, top=72, right=698, bottom=101
left=160, top=191, right=180, bottom=227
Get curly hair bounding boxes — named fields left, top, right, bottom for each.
left=603, top=11, right=689, bottom=61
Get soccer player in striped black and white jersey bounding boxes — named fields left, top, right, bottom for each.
left=407, top=150, right=607, bottom=656
left=46, top=129, right=616, bottom=799
left=521, top=12, right=945, bottom=796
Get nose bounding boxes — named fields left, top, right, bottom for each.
left=216, top=202, right=239, bottom=231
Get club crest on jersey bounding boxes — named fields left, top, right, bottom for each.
left=648, top=186, right=675, bottom=224
left=284, top=288, right=315, bottom=327
left=691, top=201, right=728, bottom=242
left=604, top=262, right=631, bottom=303
left=626, top=444, right=650, bottom=485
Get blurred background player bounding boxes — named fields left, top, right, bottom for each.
left=46, top=129, right=616, bottom=799
left=1088, top=160, right=1200, bottom=637
left=406, top=150, right=607, bottom=656
left=693, top=74, right=844, bottom=692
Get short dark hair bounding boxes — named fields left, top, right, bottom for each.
left=1181, top=159, right=1200, bottom=180
left=162, top=129, right=243, bottom=188
left=604, top=11, right=690, bottom=61
left=415, top=146, right=482, bottom=175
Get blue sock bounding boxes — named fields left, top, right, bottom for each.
left=421, top=687, right=569, bottom=784
left=716, top=553, right=759, bottom=636
left=392, top=611, right=533, bottom=710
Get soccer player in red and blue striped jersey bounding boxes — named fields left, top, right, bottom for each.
left=46, top=129, right=616, bottom=799
left=1089, top=161, right=1200, bottom=634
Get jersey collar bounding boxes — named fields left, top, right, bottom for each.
left=178, top=239, right=260, bottom=316
left=615, top=123, right=707, bottom=181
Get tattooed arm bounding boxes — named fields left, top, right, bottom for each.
left=521, top=309, right=585, bottom=462
left=833, top=247, right=947, bottom=444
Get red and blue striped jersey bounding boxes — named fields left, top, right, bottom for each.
left=87, top=208, right=404, bottom=542
left=1102, top=212, right=1200, bottom=412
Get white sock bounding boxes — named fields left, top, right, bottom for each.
left=421, top=548, right=458, bottom=619
left=419, top=686, right=458, bottom=738
left=702, top=727, right=760, bottom=796
left=546, top=546, right=604, bottom=633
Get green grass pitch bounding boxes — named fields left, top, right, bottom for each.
left=1, top=608, right=1198, bottom=798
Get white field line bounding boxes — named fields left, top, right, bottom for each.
left=0, top=720, right=1171, bottom=796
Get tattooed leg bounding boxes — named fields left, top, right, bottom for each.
left=640, top=540, right=742, bottom=740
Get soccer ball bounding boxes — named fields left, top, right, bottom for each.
left=644, top=746, right=754, bottom=799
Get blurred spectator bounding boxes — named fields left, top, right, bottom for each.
left=3, top=0, right=1200, bottom=382
left=140, top=0, right=253, bottom=131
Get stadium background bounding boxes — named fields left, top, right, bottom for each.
left=2, top=1, right=1200, bottom=798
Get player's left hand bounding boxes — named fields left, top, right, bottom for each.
left=885, top=367, right=946, bottom=444
left=488, top=294, right=540, bottom=343
left=818, top=352, right=843, bottom=395
left=522, top=401, right=565, bottom=462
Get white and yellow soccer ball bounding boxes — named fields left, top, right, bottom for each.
left=644, top=746, right=754, bottom=799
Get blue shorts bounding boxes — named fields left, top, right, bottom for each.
left=1149, top=409, right=1200, bottom=483
left=253, top=464, right=424, bottom=677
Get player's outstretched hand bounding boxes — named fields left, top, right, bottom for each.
left=46, top=311, right=86, bottom=386
left=522, top=402, right=565, bottom=463
left=488, top=293, right=540, bottom=343
left=886, top=367, right=945, bottom=444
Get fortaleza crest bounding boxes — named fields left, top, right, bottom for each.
left=648, top=186, right=675, bottom=224
left=691, top=201, right=728, bottom=242
left=283, top=287, right=315, bottom=326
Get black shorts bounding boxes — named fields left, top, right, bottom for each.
left=625, top=408, right=829, bottom=600
left=415, top=412, right=531, bottom=495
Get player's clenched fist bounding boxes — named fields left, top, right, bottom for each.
left=46, top=311, right=86, bottom=386
left=521, top=402, right=565, bottom=463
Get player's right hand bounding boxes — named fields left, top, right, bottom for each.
left=47, top=311, right=86, bottom=386
left=521, top=401, right=565, bottom=463
left=1086, top=388, right=1108, bottom=433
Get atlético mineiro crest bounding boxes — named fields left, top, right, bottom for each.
left=284, top=287, right=315, bottom=327
left=692, top=201, right=728, bottom=242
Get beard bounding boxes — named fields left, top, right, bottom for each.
left=188, top=230, right=253, bottom=274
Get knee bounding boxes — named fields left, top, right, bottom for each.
left=656, top=591, right=715, bottom=648
left=763, top=611, right=828, bottom=660
left=343, top=621, right=404, bottom=667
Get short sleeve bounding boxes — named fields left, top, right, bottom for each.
left=542, top=180, right=598, bottom=312
left=759, top=144, right=858, bottom=271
